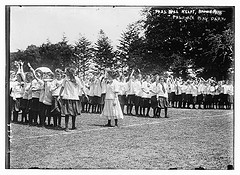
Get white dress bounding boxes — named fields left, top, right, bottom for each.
left=101, top=79, right=124, bottom=120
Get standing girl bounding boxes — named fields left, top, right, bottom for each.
left=50, top=68, right=63, bottom=128
left=157, top=77, right=169, bottom=118
left=58, top=67, right=82, bottom=131
left=118, top=74, right=127, bottom=114
left=100, top=70, right=107, bottom=114
left=141, top=75, right=152, bottom=117
left=126, top=70, right=135, bottom=116
left=150, top=74, right=160, bottom=118
left=11, top=62, right=25, bottom=123
left=21, top=67, right=34, bottom=124
left=28, top=63, right=44, bottom=126
left=101, top=71, right=123, bottom=127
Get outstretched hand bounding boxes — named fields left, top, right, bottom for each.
left=27, top=63, right=34, bottom=71
left=19, top=60, right=24, bottom=66
left=27, top=62, right=31, bottom=68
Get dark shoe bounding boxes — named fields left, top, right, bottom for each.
left=114, top=119, right=118, bottom=127
left=72, top=127, right=77, bottom=130
left=104, top=123, right=112, bottom=127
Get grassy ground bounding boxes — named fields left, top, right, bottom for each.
left=9, top=108, right=234, bottom=170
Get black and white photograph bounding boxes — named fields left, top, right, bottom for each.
left=5, top=2, right=237, bottom=172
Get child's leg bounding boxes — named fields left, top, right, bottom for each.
left=157, top=108, right=161, bottom=117
left=115, top=119, right=118, bottom=126
left=28, top=110, right=33, bottom=125
left=33, top=111, right=38, bottom=125
left=142, top=107, right=145, bottom=116
left=129, top=104, right=133, bottom=115
left=53, top=115, right=57, bottom=127
left=39, top=103, right=45, bottom=126
left=146, top=107, right=150, bottom=117
left=65, top=115, right=69, bottom=131
left=72, top=115, right=76, bottom=129
left=135, top=105, right=139, bottom=116
left=58, top=115, right=62, bottom=127
left=153, top=107, right=157, bottom=117
left=13, top=111, right=18, bottom=122
left=45, top=105, right=51, bottom=126
left=164, top=107, right=168, bottom=118
left=87, top=103, right=91, bottom=113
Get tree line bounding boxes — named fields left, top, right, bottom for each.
left=10, top=7, right=234, bottom=81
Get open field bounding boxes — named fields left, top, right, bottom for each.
left=9, top=108, right=234, bottom=170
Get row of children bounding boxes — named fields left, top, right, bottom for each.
left=10, top=61, right=233, bottom=129
left=10, top=61, right=87, bottom=131
left=76, top=70, right=233, bottom=117
left=165, top=76, right=234, bottom=110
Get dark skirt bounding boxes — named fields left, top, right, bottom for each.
left=134, top=96, right=142, bottom=106
left=175, top=94, right=181, bottom=102
left=227, top=94, right=233, bottom=104
left=92, top=96, right=101, bottom=105
left=158, top=97, right=169, bottom=109
left=150, top=95, right=158, bottom=109
left=88, top=96, right=94, bottom=104
left=81, top=94, right=88, bottom=103
left=181, top=93, right=186, bottom=102
left=20, top=99, right=30, bottom=113
left=100, top=93, right=106, bottom=105
left=29, top=98, right=40, bottom=112
left=169, top=92, right=176, bottom=102
left=118, top=95, right=127, bottom=105
left=127, top=94, right=135, bottom=105
left=143, top=98, right=151, bottom=108
left=10, top=96, right=14, bottom=112
left=205, top=94, right=213, bottom=104
left=213, top=95, right=219, bottom=104
left=197, top=94, right=203, bottom=103
left=61, top=99, right=81, bottom=116
left=186, top=94, right=193, bottom=104
left=229, top=95, right=233, bottom=104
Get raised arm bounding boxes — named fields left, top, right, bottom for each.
left=17, top=61, right=26, bottom=82
left=27, top=63, right=42, bottom=82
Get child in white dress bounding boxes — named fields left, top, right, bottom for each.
left=101, top=71, right=123, bottom=127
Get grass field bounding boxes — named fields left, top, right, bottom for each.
left=9, top=108, right=234, bottom=170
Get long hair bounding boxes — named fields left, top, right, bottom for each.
left=65, top=67, right=77, bottom=85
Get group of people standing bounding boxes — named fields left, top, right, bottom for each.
left=9, top=61, right=234, bottom=131
left=78, top=70, right=233, bottom=117
left=9, top=62, right=124, bottom=130
left=10, top=61, right=84, bottom=131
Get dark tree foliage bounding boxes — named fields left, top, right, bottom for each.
left=74, top=35, right=94, bottom=77
left=39, top=36, right=75, bottom=71
left=117, top=22, right=146, bottom=72
left=142, top=7, right=234, bottom=80
left=94, top=29, right=116, bottom=69
left=10, top=45, right=41, bottom=72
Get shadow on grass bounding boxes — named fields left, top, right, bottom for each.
left=89, top=124, right=115, bottom=128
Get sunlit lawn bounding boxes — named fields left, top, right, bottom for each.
left=10, top=108, right=234, bottom=170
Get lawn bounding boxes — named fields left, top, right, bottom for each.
left=9, top=108, right=234, bottom=170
